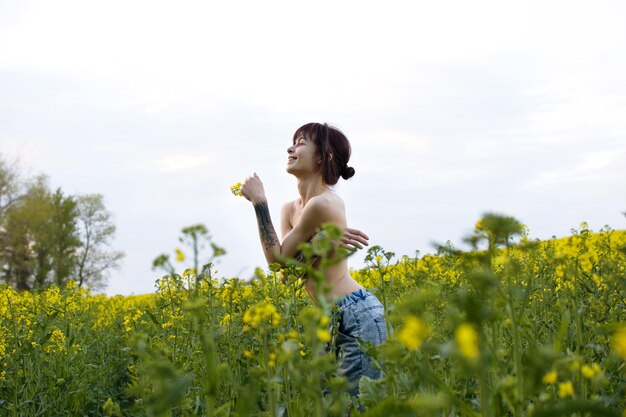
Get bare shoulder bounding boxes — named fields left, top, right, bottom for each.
left=281, top=199, right=299, bottom=220
left=306, top=192, right=346, bottom=222
left=281, top=199, right=298, bottom=212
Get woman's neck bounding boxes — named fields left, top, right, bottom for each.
left=296, top=175, right=328, bottom=206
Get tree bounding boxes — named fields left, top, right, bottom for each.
left=0, top=152, right=124, bottom=291
left=0, top=154, right=27, bottom=285
left=0, top=154, right=25, bottom=218
left=2, top=175, right=53, bottom=290
left=74, top=194, right=125, bottom=290
left=48, top=188, right=82, bottom=287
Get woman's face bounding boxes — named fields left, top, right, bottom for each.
left=286, top=134, right=321, bottom=176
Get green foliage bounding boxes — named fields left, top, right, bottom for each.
left=2, top=214, right=626, bottom=416
left=0, top=153, right=123, bottom=291
left=153, top=224, right=225, bottom=286
left=48, top=188, right=81, bottom=286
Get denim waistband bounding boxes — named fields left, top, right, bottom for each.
left=335, top=288, right=373, bottom=310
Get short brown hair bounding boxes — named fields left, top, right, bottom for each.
left=292, top=122, right=355, bottom=186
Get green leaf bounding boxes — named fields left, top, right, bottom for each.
left=358, top=376, right=387, bottom=407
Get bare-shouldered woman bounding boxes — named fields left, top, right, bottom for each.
left=240, top=122, right=387, bottom=397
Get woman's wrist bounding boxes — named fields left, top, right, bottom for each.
left=251, top=197, right=268, bottom=206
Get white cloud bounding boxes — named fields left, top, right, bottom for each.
left=360, top=131, right=436, bottom=153
left=527, top=149, right=626, bottom=188
left=152, top=154, right=212, bottom=173
left=7, top=0, right=623, bottom=114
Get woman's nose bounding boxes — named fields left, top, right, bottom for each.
left=287, top=145, right=295, bottom=154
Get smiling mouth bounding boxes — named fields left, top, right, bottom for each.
left=288, top=157, right=297, bottom=162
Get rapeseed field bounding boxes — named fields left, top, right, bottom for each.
left=1, top=215, right=625, bottom=416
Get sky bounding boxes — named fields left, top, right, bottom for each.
left=1, top=0, right=625, bottom=295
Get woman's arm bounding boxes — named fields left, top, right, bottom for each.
left=241, top=174, right=336, bottom=265
left=252, top=199, right=281, bottom=263
left=280, top=201, right=294, bottom=239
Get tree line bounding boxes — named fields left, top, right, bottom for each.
left=0, top=154, right=124, bottom=291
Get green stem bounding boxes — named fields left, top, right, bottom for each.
left=573, top=295, right=586, bottom=399
left=479, top=363, right=492, bottom=417
left=6, top=295, right=21, bottom=417
left=264, top=332, right=276, bottom=416
left=509, top=304, right=523, bottom=415
left=379, top=266, right=391, bottom=338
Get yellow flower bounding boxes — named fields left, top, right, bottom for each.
left=43, top=329, right=67, bottom=354
left=455, top=323, right=479, bottom=360
left=230, top=182, right=243, bottom=197
left=579, top=253, right=594, bottom=273
left=220, top=314, right=231, bottom=326
left=542, top=370, right=558, bottom=384
left=268, top=352, right=277, bottom=368
left=611, top=326, right=626, bottom=359
left=568, top=360, right=580, bottom=372
left=581, top=363, right=602, bottom=379
left=243, top=350, right=253, bottom=358
left=397, top=315, right=429, bottom=351
left=175, top=248, right=185, bottom=262
left=317, top=329, right=331, bottom=343
left=558, top=381, right=574, bottom=398
left=242, top=302, right=281, bottom=329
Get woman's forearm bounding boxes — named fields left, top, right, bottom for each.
left=253, top=200, right=281, bottom=264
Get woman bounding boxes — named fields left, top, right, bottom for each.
left=240, top=122, right=387, bottom=397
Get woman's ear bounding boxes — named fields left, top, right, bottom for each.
left=328, top=152, right=333, bottom=161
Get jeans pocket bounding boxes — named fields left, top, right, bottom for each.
left=356, top=306, right=386, bottom=345
left=374, top=315, right=387, bottom=343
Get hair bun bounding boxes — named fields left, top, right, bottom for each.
left=341, top=166, right=355, bottom=180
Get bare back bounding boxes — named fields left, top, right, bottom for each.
left=280, top=191, right=363, bottom=301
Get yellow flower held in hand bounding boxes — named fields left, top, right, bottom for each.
left=230, top=182, right=243, bottom=197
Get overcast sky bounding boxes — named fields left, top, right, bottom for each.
left=1, top=0, right=625, bottom=295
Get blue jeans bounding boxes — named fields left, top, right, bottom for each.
left=330, top=288, right=387, bottom=397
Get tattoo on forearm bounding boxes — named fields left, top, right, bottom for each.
left=254, top=202, right=279, bottom=250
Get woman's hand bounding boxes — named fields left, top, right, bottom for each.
left=240, top=173, right=267, bottom=204
left=341, top=227, right=369, bottom=251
